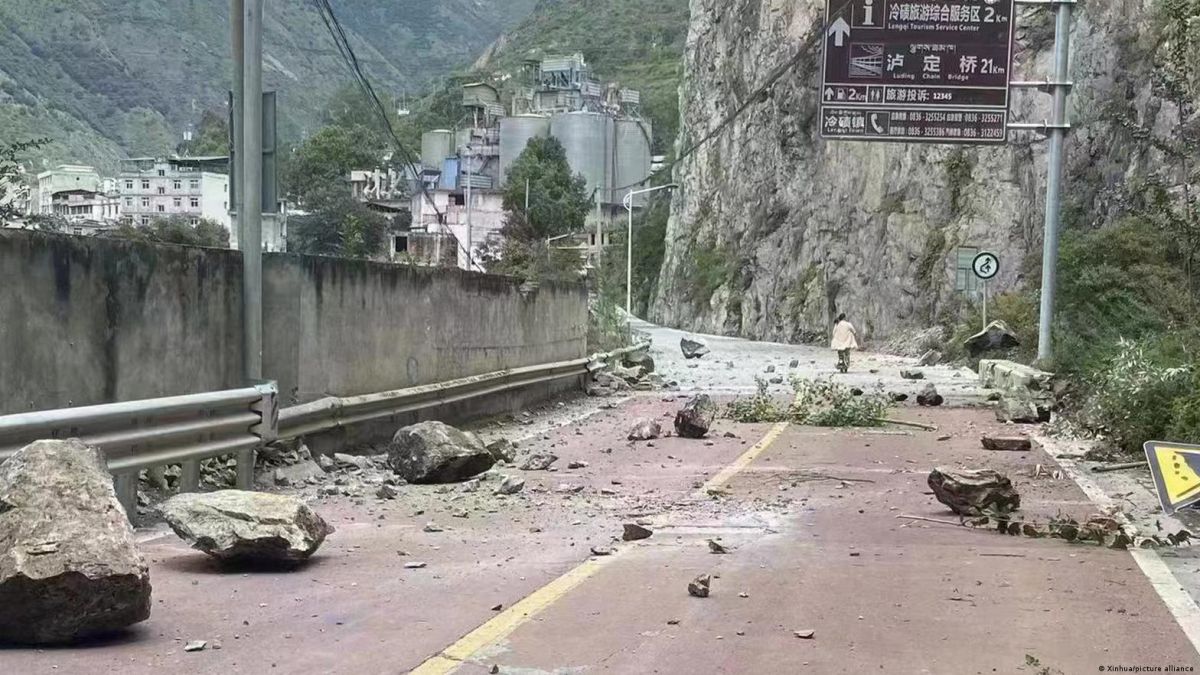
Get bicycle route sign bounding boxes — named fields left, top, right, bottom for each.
left=820, top=0, right=1016, bottom=144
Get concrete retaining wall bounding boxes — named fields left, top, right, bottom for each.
left=0, top=231, right=243, bottom=413
left=0, top=232, right=589, bottom=417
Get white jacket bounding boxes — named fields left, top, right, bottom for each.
left=831, top=321, right=859, bottom=351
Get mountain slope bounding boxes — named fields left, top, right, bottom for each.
left=474, top=0, right=690, bottom=152
left=0, top=0, right=538, bottom=172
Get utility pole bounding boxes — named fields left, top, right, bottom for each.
left=240, top=0, right=264, bottom=381
left=1035, top=0, right=1073, bottom=363
left=231, top=0, right=244, bottom=250
left=465, top=146, right=473, bottom=272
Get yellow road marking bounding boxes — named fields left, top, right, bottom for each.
left=408, top=420, right=793, bottom=674
left=697, top=421, right=790, bottom=495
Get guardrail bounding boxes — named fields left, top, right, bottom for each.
left=0, top=342, right=649, bottom=517
left=277, top=342, right=650, bottom=440
left=0, top=383, right=278, bottom=516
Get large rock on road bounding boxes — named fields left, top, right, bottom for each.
left=159, top=490, right=332, bottom=564
left=675, top=395, right=717, bottom=439
left=928, top=468, right=1021, bottom=517
left=388, top=421, right=496, bottom=484
left=0, top=439, right=151, bottom=644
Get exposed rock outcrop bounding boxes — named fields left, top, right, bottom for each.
left=653, top=0, right=1180, bottom=342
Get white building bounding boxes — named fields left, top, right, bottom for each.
left=26, top=165, right=122, bottom=231
left=409, top=188, right=505, bottom=271
left=119, top=157, right=231, bottom=231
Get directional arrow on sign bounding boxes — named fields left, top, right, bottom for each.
left=827, top=17, right=851, bottom=47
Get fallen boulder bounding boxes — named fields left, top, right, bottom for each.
left=964, top=321, right=1020, bottom=358
left=623, top=350, right=656, bottom=374
left=159, top=490, right=332, bottom=563
left=495, top=476, right=526, bottom=495
left=995, top=394, right=1050, bottom=424
left=981, top=436, right=1033, bottom=452
left=609, top=363, right=646, bottom=385
left=388, top=421, right=495, bottom=484
left=0, top=439, right=152, bottom=644
left=518, top=452, right=558, bottom=471
left=273, top=460, right=327, bottom=487
left=623, top=523, right=653, bottom=541
left=485, top=439, right=517, bottom=464
left=628, top=419, right=662, bottom=441
left=688, top=574, right=712, bottom=598
left=927, top=468, right=1020, bottom=516
left=917, top=350, right=943, bottom=367
left=916, top=384, right=944, bottom=408
left=900, top=370, right=925, bottom=381
left=681, top=336, right=710, bottom=360
left=675, top=395, right=717, bottom=439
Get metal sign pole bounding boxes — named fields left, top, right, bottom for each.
left=983, top=279, right=989, bottom=330
left=242, top=0, right=264, bottom=381
left=1035, top=0, right=1073, bottom=363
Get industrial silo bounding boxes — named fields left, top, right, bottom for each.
left=499, top=115, right=551, bottom=186
left=421, top=130, right=454, bottom=171
left=551, top=111, right=613, bottom=205
left=613, top=119, right=653, bottom=206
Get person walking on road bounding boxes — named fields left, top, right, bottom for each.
left=831, top=313, right=858, bottom=373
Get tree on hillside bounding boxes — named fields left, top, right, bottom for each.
left=286, top=124, right=386, bottom=208
left=0, top=138, right=46, bottom=222
left=177, top=110, right=230, bottom=157
left=289, top=189, right=390, bottom=259
left=502, top=136, right=591, bottom=240
left=105, top=215, right=231, bottom=249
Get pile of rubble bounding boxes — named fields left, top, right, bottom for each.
left=588, top=347, right=674, bottom=397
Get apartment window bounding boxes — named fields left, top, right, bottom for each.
left=124, top=197, right=133, bottom=207
left=172, top=180, right=181, bottom=190
left=157, top=186, right=165, bottom=195
left=189, top=218, right=200, bottom=227
left=955, top=246, right=980, bottom=295
left=190, top=197, right=199, bottom=208
left=157, top=169, right=165, bottom=177
left=141, top=198, right=150, bottom=208
left=157, top=204, right=165, bottom=213
left=125, top=180, right=133, bottom=191
left=189, top=179, right=199, bottom=190
left=173, top=197, right=182, bottom=208
left=72, top=228, right=83, bottom=236
left=394, top=235, right=409, bottom=254
left=140, top=216, right=150, bottom=225
left=141, top=180, right=150, bottom=190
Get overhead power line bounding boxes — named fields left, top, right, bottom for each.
left=310, top=0, right=487, bottom=271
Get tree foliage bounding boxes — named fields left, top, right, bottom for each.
left=0, top=138, right=46, bottom=222
left=289, top=190, right=390, bottom=259
left=105, top=215, right=231, bottom=249
left=177, top=110, right=229, bottom=157
left=502, top=136, right=591, bottom=240
left=286, top=124, right=385, bottom=208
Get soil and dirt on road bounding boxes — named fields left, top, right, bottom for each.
left=4, top=324, right=1200, bottom=675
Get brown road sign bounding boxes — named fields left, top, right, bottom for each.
left=821, top=0, right=1016, bottom=144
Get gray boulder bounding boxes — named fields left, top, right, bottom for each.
left=916, top=384, right=944, bottom=408
left=623, top=350, right=656, bottom=373
left=388, top=421, right=495, bottom=484
left=628, top=419, right=663, bottom=441
left=927, top=468, right=1020, bottom=517
left=675, top=395, right=717, bottom=439
left=273, top=460, right=326, bottom=487
left=485, top=438, right=517, bottom=464
left=964, top=321, right=1020, bottom=358
left=917, top=350, right=943, bottom=367
left=159, top=490, right=332, bottom=563
left=995, top=394, right=1050, bottom=424
left=518, top=453, right=558, bottom=471
left=681, top=336, right=710, bottom=359
left=0, top=440, right=151, bottom=644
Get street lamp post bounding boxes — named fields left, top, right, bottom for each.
left=623, top=184, right=678, bottom=316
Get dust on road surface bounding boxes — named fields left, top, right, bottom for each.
left=4, top=326, right=1198, bottom=675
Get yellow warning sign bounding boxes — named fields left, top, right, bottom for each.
left=1145, top=442, right=1200, bottom=514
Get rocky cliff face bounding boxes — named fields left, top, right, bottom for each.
left=652, top=0, right=1177, bottom=343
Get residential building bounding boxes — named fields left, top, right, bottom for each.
left=408, top=187, right=505, bottom=272
left=28, top=165, right=121, bottom=231
left=119, top=157, right=231, bottom=231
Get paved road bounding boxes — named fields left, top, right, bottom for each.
left=5, top=328, right=1199, bottom=674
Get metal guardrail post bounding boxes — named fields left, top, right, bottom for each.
left=180, top=460, right=201, bottom=493
left=114, top=473, right=137, bottom=519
